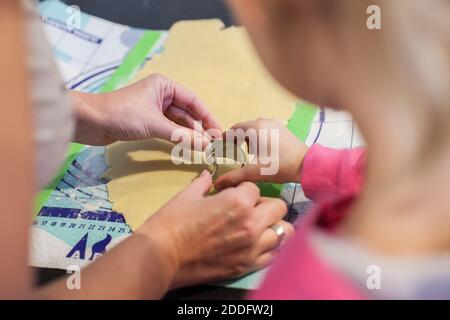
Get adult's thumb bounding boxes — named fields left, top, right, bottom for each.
left=185, top=169, right=213, bottom=196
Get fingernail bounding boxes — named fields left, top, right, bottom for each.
left=203, top=137, right=211, bottom=146
left=203, top=131, right=211, bottom=140
left=201, top=169, right=210, bottom=177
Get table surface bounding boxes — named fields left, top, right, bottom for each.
left=35, top=0, right=246, bottom=300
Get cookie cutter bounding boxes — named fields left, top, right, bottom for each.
left=204, top=140, right=247, bottom=181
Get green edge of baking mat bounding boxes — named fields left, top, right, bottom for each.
left=257, top=101, right=317, bottom=197
left=34, top=30, right=163, bottom=214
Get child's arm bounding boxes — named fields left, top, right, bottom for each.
left=300, top=144, right=366, bottom=202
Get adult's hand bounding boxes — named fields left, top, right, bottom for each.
left=136, top=170, right=294, bottom=288
left=72, top=73, right=222, bottom=147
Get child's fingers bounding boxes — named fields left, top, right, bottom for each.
left=214, top=165, right=260, bottom=191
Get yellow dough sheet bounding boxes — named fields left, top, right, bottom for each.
left=106, top=20, right=297, bottom=230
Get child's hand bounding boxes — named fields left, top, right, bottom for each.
left=215, top=119, right=309, bottom=191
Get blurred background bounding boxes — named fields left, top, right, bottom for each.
left=55, top=0, right=233, bottom=29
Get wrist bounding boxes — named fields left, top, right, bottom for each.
left=71, top=92, right=113, bottom=145
left=135, top=217, right=181, bottom=287
left=290, top=143, right=309, bottom=183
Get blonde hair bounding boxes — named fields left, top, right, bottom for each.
left=263, top=0, right=449, bottom=144
left=367, top=0, right=449, bottom=149
left=386, top=0, right=449, bottom=109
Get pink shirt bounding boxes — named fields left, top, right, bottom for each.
left=251, top=144, right=367, bottom=300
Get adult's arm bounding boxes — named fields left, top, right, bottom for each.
left=0, top=0, right=34, bottom=299
left=0, top=1, right=175, bottom=300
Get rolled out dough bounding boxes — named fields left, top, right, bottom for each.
left=106, top=20, right=297, bottom=230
